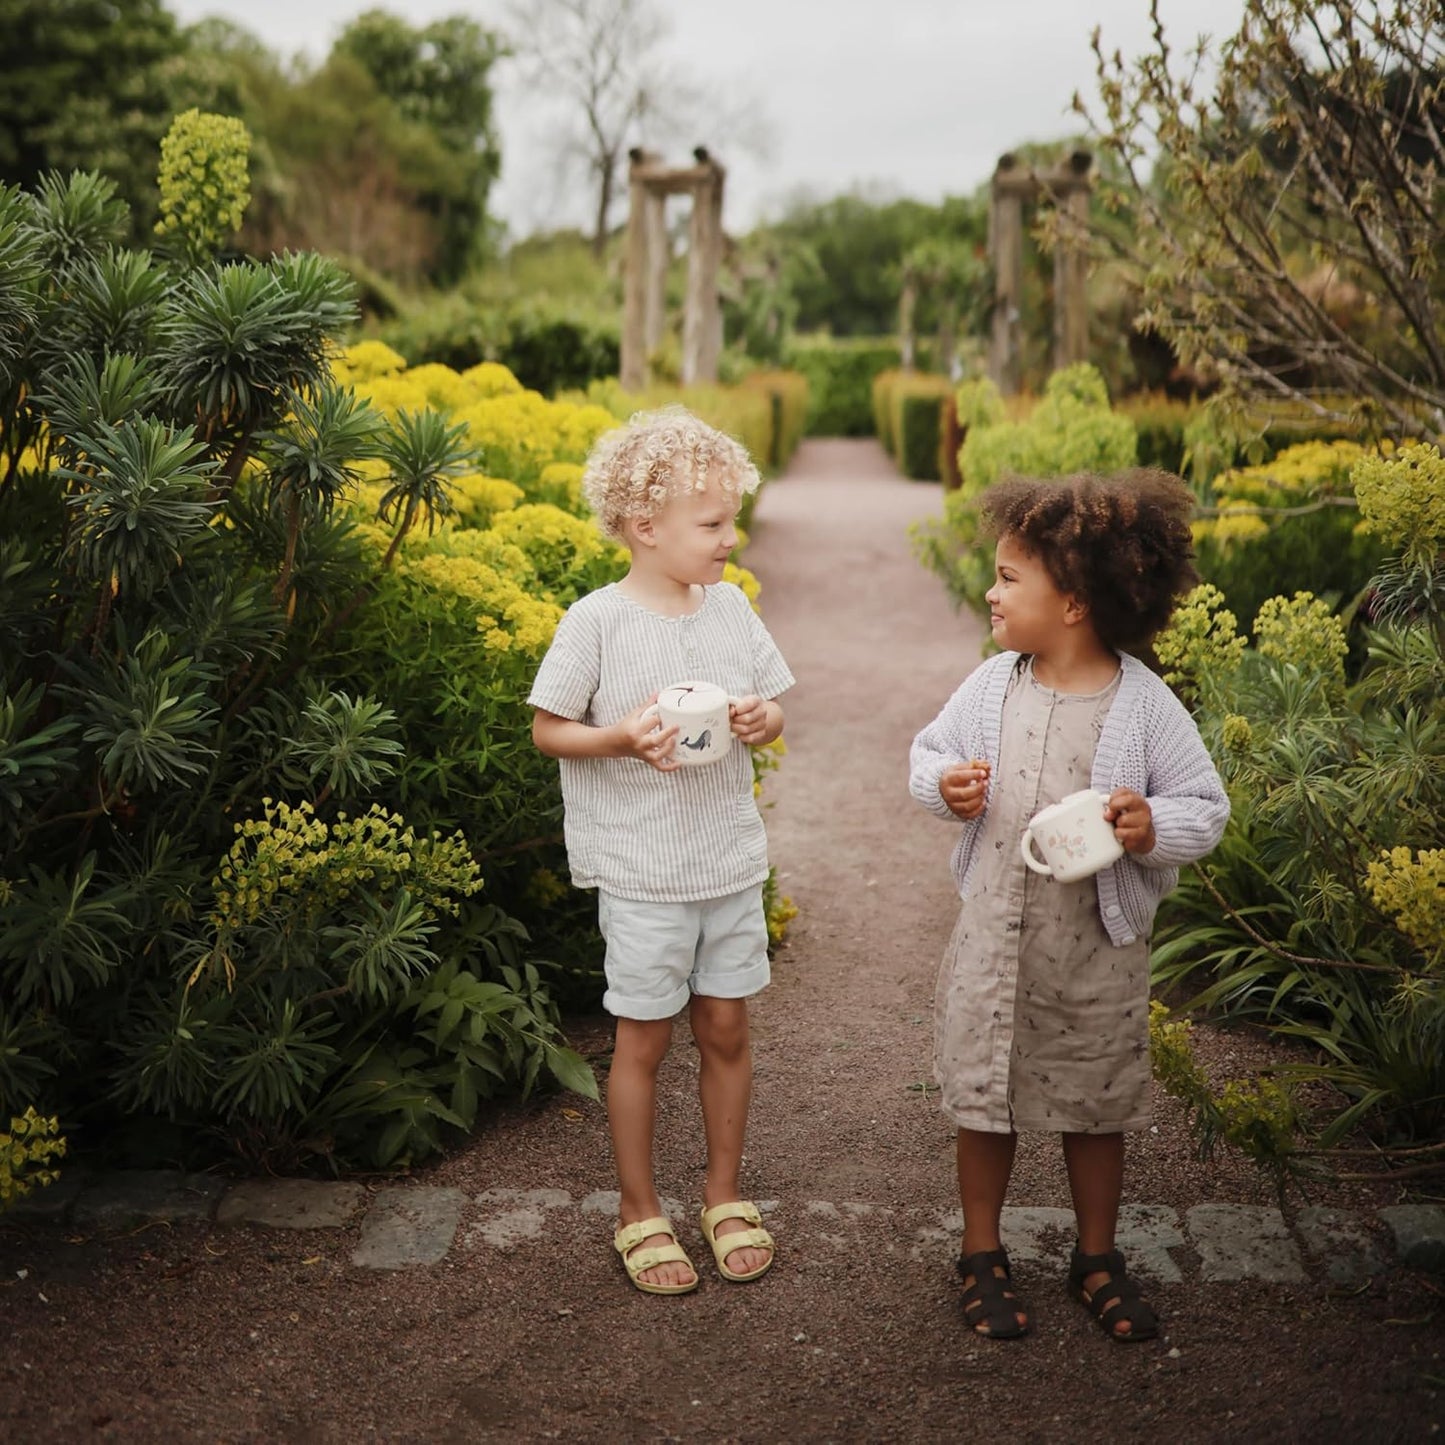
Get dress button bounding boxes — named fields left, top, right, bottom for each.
left=1104, top=905, right=1121, bottom=918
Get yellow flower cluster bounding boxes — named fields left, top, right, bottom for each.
left=462, top=361, right=524, bottom=398
left=209, top=798, right=482, bottom=936
left=1221, top=714, right=1254, bottom=752
left=1156, top=584, right=1248, bottom=691
left=1352, top=443, right=1445, bottom=550
left=1253, top=592, right=1348, bottom=683
left=333, top=340, right=407, bottom=384
left=1148, top=999, right=1207, bottom=1098
left=1363, top=847, right=1445, bottom=964
left=724, top=561, right=761, bottom=606
left=450, top=473, right=525, bottom=528
left=1193, top=440, right=1366, bottom=551
left=489, top=503, right=615, bottom=585
left=402, top=549, right=563, bottom=657
left=154, top=109, right=250, bottom=258
left=338, top=352, right=621, bottom=498
left=0, top=1108, right=66, bottom=1209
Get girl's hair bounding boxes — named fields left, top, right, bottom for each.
left=979, top=470, right=1199, bottom=652
left=581, top=405, right=760, bottom=541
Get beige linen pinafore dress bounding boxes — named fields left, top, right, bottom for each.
left=934, top=660, right=1152, bottom=1135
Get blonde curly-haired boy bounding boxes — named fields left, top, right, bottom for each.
left=529, top=406, right=794, bottom=1295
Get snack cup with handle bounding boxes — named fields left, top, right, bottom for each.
left=1019, top=788, right=1124, bottom=882
left=642, top=681, right=736, bottom=766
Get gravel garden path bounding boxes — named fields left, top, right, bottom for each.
left=1, top=439, right=1441, bottom=1443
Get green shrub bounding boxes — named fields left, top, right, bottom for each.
left=1151, top=447, right=1445, bottom=1183
left=1191, top=440, right=1389, bottom=632
left=379, top=296, right=619, bottom=396
left=914, top=365, right=1139, bottom=613
left=783, top=336, right=900, bottom=436
left=0, top=166, right=595, bottom=1175
left=1118, top=392, right=1196, bottom=473
left=738, top=369, right=810, bottom=470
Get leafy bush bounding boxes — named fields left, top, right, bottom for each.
left=1191, top=440, right=1390, bottom=633
left=0, top=165, right=596, bottom=1174
left=872, top=370, right=954, bottom=480
left=913, top=365, right=1139, bottom=613
left=378, top=295, right=619, bottom=396
left=783, top=336, right=900, bottom=436
left=739, top=369, right=810, bottom=470
left=1150, top=446, right=1445, bottom=1184
left=1117, top=392, right=1196, bottom=473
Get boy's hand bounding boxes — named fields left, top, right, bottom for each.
left=1105, top=789, right=1156, bottom=853
left=728, top=694, right=773, bottom=746
left=940, top=760, right=990, bottom=820
left=619, top=696, right=680, bottom=772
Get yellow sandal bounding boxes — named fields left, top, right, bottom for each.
left=613, top=1216, right=699, bottom=1296
left=700, top=1201, right=775, bottom=1282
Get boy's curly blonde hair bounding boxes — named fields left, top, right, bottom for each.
left=581, top=405, right=760, bottom=541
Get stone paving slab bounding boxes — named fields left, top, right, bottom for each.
left=1296, top=1205, right=1389, bottom=1286
left=216, top=1179, right=367, bottom=1230
left=350, top=1186, right=468, bottom=1270
left=1379, top=1204, right=1445, bottom=1272
left=71, top=1170, right=226, bottom=1231
left=1187, top=1203, right=1306, bottom=1283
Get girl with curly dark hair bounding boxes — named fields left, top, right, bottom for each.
left=909, top=470, right=1229, bottom=1343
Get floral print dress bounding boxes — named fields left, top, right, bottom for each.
left=934, top=660, right=1152, bottom=1135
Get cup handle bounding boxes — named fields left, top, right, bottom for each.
left=1019, top=830, right=1054, bottom=876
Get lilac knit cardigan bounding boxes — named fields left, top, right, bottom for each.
left=909, top=651, right=1230, bottom=947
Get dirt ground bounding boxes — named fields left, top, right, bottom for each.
left=1, top=439, right=1441, bottom=1443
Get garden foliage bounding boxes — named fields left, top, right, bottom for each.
left=912, top=365, right=1138, bottom=612
left=1150, top=444, right=1445, bottom=1181
left=0, top=153, right=619, bottom=1174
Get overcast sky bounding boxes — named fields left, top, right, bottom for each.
left=165, top=0, right=1247, bottom=240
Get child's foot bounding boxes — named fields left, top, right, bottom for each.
left=614, top=1216, right=699, bottom=1294
left=1067, top=1245, right=1158, bottom=1341
left=957, top=1247, right=1029, bottom=1338
left=700, top=1200, right=774, bottom=1281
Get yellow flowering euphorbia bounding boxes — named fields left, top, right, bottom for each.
left=334, top=340, right=408, bottom=385
left=450, top=473, right=526, bottom=528
left=1363, top=847, right=1445, bottom=966
left=461, top=361, right=525, bottom=398
left=401, top=552, right=564, bottom=657
left=1252, top=592, right=1349, bottom=684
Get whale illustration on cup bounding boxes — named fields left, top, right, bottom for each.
left=641, top=681, right=738, bottom=766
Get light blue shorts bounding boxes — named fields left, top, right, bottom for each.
left=597, top=884, right=771, bottom=1020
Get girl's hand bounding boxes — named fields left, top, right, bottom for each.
left=940, top=760, right=991, bottom=820
left=1106, top=788, right=1156, bottom=853
left=619, top=696, right=680, bottom=772
left=729, top=694, right=772, bottom=746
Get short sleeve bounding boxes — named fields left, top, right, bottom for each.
left=528, top=602, right=601, bottom=720
left=743, top=600, right=795, bottom=699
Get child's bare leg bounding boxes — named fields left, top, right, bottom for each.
left=689, top=994, right=770, bottom=1276
left=956, top=1128, right=1027, bottom=1332
left=1062, top=1130, right=1137, bottom=1336
left=609, top=1016, right=694, bottom=1288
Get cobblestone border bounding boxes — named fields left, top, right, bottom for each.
left=6, top=1171, right=1444, bottom=1280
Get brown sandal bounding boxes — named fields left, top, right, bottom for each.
left=957, top=1247, right=1030, bottom=1339
left=1067, top=1245, right=1159, bottom=1341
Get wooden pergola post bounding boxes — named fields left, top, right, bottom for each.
left=987, top=149, right=1094, bottom=394
left=620, top=148, right=727, bottom=391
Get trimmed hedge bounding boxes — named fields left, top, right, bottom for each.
left=872, top=369, right=955, bottom=479
left=378, top=297, right=620, bottom=397
left=740, top=369, right=811, bottom=470
left=784, top=336, right=901, bottom=436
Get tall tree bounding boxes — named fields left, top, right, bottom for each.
left=333, top=10, right=506, bottom=280
left=1080, top=0, right=1445, bottom=440
left=0, top=0, right=190, bottom=235
left=505, top=0, right=671, bottom=257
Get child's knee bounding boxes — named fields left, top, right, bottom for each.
left=690, top=995, right=751, bottom=1058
